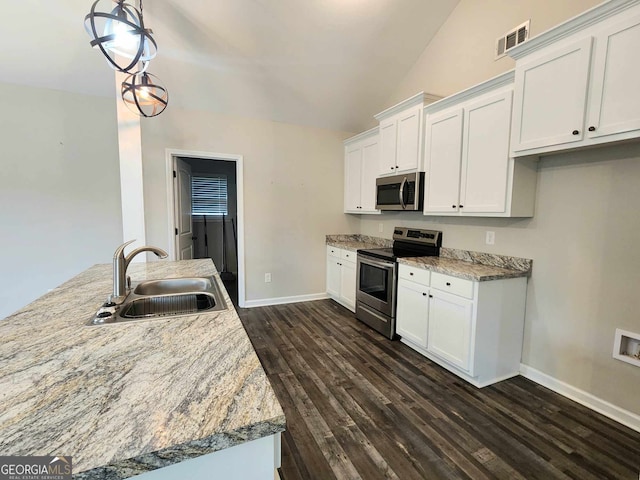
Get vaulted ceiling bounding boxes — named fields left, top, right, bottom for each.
left=1, top=0, right=460, bottom=131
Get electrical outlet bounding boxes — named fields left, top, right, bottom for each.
left=485, top=231, right=495, bottom=245
left=264, top=273, right=272, bottom=283
left=378, top=223, right=383, bottom=233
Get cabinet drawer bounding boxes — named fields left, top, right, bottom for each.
left=431, top=272, right=474, bottom=299
left=327, top=245, right=341, bottom=258
left=399, top=264, right=430, bottom=286
left=341, top=250, right=356, bottom=263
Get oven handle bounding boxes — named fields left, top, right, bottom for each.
left=357, top=255, right=395, bottom=270
left=399, top=177, right=407, bottom=210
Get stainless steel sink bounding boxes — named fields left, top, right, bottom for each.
left=88, top=276, right=227, bottom=325
left=133, top=277, right=215, bottom=296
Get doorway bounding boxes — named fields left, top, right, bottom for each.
left=166, top=149, right=245, bottom=308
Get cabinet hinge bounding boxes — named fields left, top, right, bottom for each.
left=175, top=228, right=178, bottom=235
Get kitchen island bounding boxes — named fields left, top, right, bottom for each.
left=0, top=259, right=285, bottom=479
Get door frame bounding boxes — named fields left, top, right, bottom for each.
left=165, top=148, right=246, bottom=307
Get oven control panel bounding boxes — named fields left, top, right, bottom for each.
left=393, top=227, right=442, bottom=246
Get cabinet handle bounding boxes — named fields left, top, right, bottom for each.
left=409, top=272, right=414, bottom=276
left=446, top=282, right=451, bottom=286
left=459, top=205, right=464, bottom=208
left=429, top=294, right=433, bottom=298
left=390, top=167, right=394, bottom=170
left=452, top=205, right=456, bottom=208
left=422, top=293, right=427, bottom=296
left=588, top=126, right=596, bottom=132
left=572, top=130, right=580, bottom=135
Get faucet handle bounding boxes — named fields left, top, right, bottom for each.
left=127, top=275, right=131, bottom=290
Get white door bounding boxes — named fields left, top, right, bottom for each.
left=424, top=108, right=464, bottom=214
left=427, top=290, right=473, bottom=372
left=511, top=37, right=593, bottom=153
left=460, top=90, right=512, bottom=213
left=395, top=107, right=421, bottom=172
left=379, top=120, right=397, bottom=174
left=344, top=145, right=362, bottom=212
left=360, top=138, right=380, bottom=212
left=587, top=14, right=640, bottom=139
left=174, top=158, right=194, bottom=260
left=396, top=279, right=429, bottom=348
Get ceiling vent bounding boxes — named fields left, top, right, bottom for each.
left=495, top=20, right=530, bottom=59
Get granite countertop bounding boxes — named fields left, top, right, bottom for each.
left=326, top=234, right=532, bottom=281
left=397, top=256, right=529, bottom=281
left=0, top=259, right=285, bottom=479
left=326, top=234, right=392, bottom=252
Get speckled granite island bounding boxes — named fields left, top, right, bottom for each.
left=0, top=259, right=285, bottom=479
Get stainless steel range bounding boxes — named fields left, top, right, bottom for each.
left=356, top=227, right=442, bottom=339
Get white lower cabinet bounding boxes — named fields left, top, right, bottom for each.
left=427, top=289, right=473, bottom=372
left=396, top=278, right=429, bottom=348
left=326, top=246, right=356, bottom=312
left=395, top=263, right=528, bottom=387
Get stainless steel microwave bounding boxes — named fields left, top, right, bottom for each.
left=375, top=172, right=424, bottom=211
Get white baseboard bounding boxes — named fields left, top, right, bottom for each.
left=243, top=293, right=329, bottom=308
left=520, top=364, right=640, bottom=433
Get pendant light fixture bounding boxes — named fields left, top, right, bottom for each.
left=121, top=71, right=169, bottom=118
left=85, top=0, right=157, bottom=73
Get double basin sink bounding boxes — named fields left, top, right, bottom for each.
left=88, top=276, right=227, bottom=326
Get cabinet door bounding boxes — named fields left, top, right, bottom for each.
left=427, top=290, right=473, bottom=372
left=396, top=279, right=429, bottom=348
left=360, top=138, right=380, bottom=212
left=460, top=91, right=512, bottom=213
left=587, top=14, right=640, bottom=139
left=424, top=108, right=463, bottom=214
left=511, top=37, right=593, bottom=153
left=396, top=107, right=421, bottom=172
left=326, top=256, right=341, bottom=299
left=344, top=145, right=362, bottom=212
left=379, top=120, right=397, bottom=174
left=340, top=260, right=357, bottom=311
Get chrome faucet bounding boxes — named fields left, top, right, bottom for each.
left=112, top=240, right=168, bottom=302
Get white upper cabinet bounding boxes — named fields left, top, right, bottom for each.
left=343, top=128, right=381, bottom=214
left=423, top=71, right=537, bottom=217
left=509, top=1, right=640, bottom=156
left=375, top=92, right=440, bottom=176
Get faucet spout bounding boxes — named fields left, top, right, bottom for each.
left=112, top=240, right=169, bottom=302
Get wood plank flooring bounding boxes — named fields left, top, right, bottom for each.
left=238, top=300, right=640, bottom=480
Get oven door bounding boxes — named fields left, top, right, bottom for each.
left=356, top=254, right=396, bottom=317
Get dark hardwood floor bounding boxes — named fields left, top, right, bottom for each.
left=238, top=299, right=640, bottom=480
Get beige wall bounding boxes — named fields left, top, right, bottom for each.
left=360, top=0, right=640, bottom=415
left=140, top=108, right=359, bottom=304
left=0, top=83, right=122, bottom=319
left=387, top=0, right=602, bottom=106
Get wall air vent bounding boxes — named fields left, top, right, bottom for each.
left=495, top=20, right=530, bottom=59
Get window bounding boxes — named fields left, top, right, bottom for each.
left=191, top=174, right=228, bottom=216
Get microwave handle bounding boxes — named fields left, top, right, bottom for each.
left=399, top=177, right=407, bottom=210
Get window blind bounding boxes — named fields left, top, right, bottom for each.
left=191, top=175, right=228, bottom=216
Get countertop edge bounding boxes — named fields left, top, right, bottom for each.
left=74, top=415, right=287, bottom=479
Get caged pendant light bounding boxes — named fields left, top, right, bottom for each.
left=86, top=0, right=169, bottom=117
left=85, top=0, right=157, bottom=73
left=121, top=71, right=169, bottom=117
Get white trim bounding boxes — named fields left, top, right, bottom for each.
left=374, top=91, right=442, bottom=120
left=520, top=364, right=640, bottom=433
left=244, top=293, right=329, bottom=308
left=423, top=70, right=515, bottom=115
left=165, top=149, right=247, bottom=308
left=344, top=126, right=379, bottom=145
